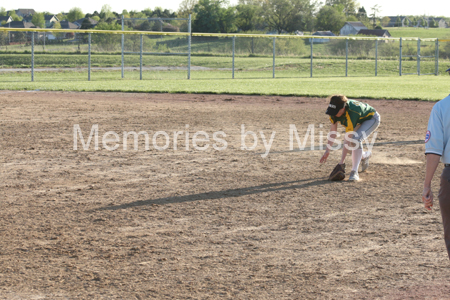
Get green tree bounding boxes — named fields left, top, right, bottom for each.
left=51, top=21, right=65, bottom=39
left=395, top=15, right=401, bottom=27
left=93, top=21, right=123, bottom=51
left=152, top=7, right=177, bottom=18
left=369, top=4, right=380, bottom=29
left=429, top=18, right=437, bottom=28
left=357, top=6, right=367, bottom=21
left=100, top=4, right=115, bottom=20
left=420, top=17, right=428, bottom=27
left=315, top=5, right=345, bottom=34
left=193, top=0, right=236, bottom=33
left=122, top=10, right=130, bottom=18
left=235, top=2, right=261, bottom=31
left=132, top=11, right=146, bottom=18
left=66, top=7, right=84, bottom=22
left=325, top=0, right=358, bottom=16
left=261, top=0, right=317, bottom=33
left=8, top=11, right=22, bottom=21
left=0, top=7, right=7, bottom=16
left=403, top=18, right=410, bottom=27
left=0, top=30, right=8, bottom=47
left=220, top=6, right=237, bottom=32
left=193, top=0, right=221, bottom=32
left=141, top=8, right=153, bottom=17
left=56, top=12, right=66, bottom=21
left=80, top=18, right=93, bottom=29
left=178, top=0, right=198, bottom=18
left=381, top=16, right=390, bottom=27
left=31, top=12, right=45, bottom=28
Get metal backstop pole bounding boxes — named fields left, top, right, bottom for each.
left=188, top=14, right=191, bottom=80
left=121, top=15, right=124, bottom=78
left=140, top=34, right=143, bottom=80
left=31, top=32, right=34, bottom=82
left=345, top=38, right=348, bottom=77
left=88, top=33, right=91, bottom=81
left=232, top=36, right=235, bottom=79
left=273, top=37, right=275, bottom=78
left=188, top=14, right=192, bottom=79
left=310, top=38, right=313, bottom=78
left=417, top=38, right=421, bottom=76
left=435, top=38, right=439, bottom=76
left=399, top=37, right=402, bottom=76
left=375, top=39, right=378, bottom=76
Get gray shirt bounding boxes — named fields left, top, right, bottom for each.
left=426, top=94, right=450, bottom=164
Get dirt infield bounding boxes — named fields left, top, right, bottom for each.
left=1, top=91, right=449, bottom=299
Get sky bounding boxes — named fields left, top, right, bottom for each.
left=4, top=0, right=450, bottom=17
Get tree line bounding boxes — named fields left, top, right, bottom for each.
left=1, top=2, right=449, bottom=35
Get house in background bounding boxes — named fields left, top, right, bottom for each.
left=0, top=16, right=13, bottom=25
left=357, top=29, right=391, bottom=38
left=340, top=22, right=367, bottom=36
left=15, top=9, right=36, bottom=18
left=59, top=20, right=79, bottom=30
left=74, top=17, right=98, bottom=29
left=44, top=15, right=59, bottom=28
left=433, top=18, right=448, bottom=28
left=310, top=31, right=336, bottom=43
left=2, top=20, right=38, bottom=43
left=2, top=20, right=37, bottom=29
left=385, top=16, right=412, bottom=27
left=46, top=20, right=79, bottom=40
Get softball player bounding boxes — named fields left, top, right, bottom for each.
left=320, top=94, right=381, bottom=181
left=423, top=94, right=450, bottom=260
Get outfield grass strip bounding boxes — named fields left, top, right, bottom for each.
left=0, top=27, right=439, bottom=41
left=0, top=73, right=447, bottom=101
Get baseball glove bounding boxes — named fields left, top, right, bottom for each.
left=328, top=163, right=345, bottom=181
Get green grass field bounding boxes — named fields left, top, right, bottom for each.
left=1, top=28, right=449, bottom=101
left=0, top=69, right=449, bottom=101
left=388, top=27, right=450, bottom=39
left=0, top=53, right=444, bottom=75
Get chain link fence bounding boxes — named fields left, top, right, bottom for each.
left=0, top=23, right=449, bottom=83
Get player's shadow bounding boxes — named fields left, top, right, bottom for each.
left=98, top=177, right=334, bottom=211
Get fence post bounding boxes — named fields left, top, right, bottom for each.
left=232, top=36, right=235, bottom=79
left=31, top=32, right=34, bottom=82
left=345, top=38, right=348, bottom=77
left=140, top=34, right=143, bottom=80
left=252, top=37, right=254, bottom=54
left=188, top=14, right=191, bottom=80
left=399, top=37, right=402, bottom=76
left=273, top=37, right=276, bottom=78
left=375, top=39, right=378, bottom=76
left=435, top=38, right=439, bottom=76
left=88, top=33, right=91, bottom=81
left=310, top=38, right=313, bottom=78
left=121, top=15, right=124, bottom=79
left=417, top=38, right=421, bottom=76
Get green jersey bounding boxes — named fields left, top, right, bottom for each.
left=329, top=100, right=376, bottom=132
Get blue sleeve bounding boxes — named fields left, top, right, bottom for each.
left=425, top=105, right=444, bottom=156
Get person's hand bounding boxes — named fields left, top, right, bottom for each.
left=320, top=150, right=330, bottom=163
left=422, top=186, right=433, bottom=211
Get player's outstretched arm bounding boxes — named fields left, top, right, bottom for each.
left=422, top=154, right=440, bottom=210
left=320, top=123, right=338, bottom=163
